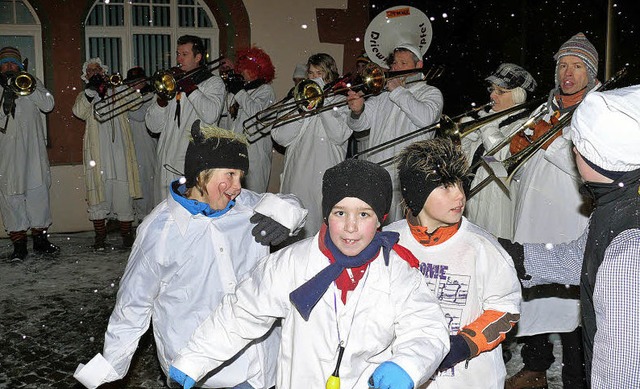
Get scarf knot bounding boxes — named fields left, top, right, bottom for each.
left=289, top=225, right=399, bottom=321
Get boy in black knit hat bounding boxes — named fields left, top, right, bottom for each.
left=169, top=158, right=449, bottom=389
left=75, top=121, right=307, bottom=389
left=385, top=138, right=521, bottom=388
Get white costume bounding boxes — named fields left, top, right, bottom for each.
left=72, top=87, right=142, bottom=221
left=272, top=97, right=351, bottom=239
left=172, top=233, right=450, bottom=389
left=227, top=83, right=276, bottom=193
left=385, top=217, right=522, bottom=388
left=0, top=78, right=54, bottom=231
left=145, top=76, right=225, bottom=201
left=347, top=80, right=443, bottom=222
left=463, top=109, right=528, bottom=240
left=512, top=94, right=597, bottom=336
left=74, top=188, right=307, bottom=389
left=127, top=99, right=157, bottom=219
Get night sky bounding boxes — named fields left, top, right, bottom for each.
left=369, top=0, right=640, bottom=115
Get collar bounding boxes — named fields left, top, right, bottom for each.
left=408, top=215, right=461, bottom=246
left=169, top=180, right=235, bottom=217
left=580, top=169, right=640, bottom=207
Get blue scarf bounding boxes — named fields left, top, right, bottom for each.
left=289, top=227, right=399, bottom=321
left=170, top=181, right=235, bottom=218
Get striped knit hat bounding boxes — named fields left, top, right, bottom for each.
left=0, top=46, right=24, bottom=70
left=554, top=33, right=598, bottom=79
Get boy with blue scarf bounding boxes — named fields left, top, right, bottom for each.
left=169, top=158, right=449, bottom=389
left=74, top=121, right=307, bottom=389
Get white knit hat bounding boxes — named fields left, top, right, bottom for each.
left=394, top=43, right=422, bottom=60
left=292, top=63, right=307, bottom=79
left=570, top=84, right=640, bottom=172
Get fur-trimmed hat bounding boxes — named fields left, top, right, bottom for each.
left=322, top=159, right=392, bottom=223
left=485, top=63, right=537, bottom=92
left=397, top=138, right=471, bottom=217
left=569, top=84, right=640, bottom=175
left=554, top=32, right=598, bottom=80
left=184, top=120, right=249, bottom=188
left=0, top=47, right=24, bottom=70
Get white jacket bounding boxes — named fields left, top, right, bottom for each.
left=385, top=217, right=522, bottom=388
left=347, top=81, right=443, bottom=222
left=145, top=76, right=226, bottom=201
left=227, top=83, right=276, bottom=193
left=272, top=96, right=351, bottom=239
left=74, top=189, right=307, bottom=389
left=0, top=78, right=53, bottom=195
left=173, top=232, right=450, bottom=389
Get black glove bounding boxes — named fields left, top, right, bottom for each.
left=2, top=88, right=16, bottom=116
left=177, top=76, right=198, bottom=96
left=498, top=238, right=530, bottom=280
left=438, top=334, right=471, bottom=372
left=226, top=74, right=245, bottom=95
left=138, top=83, right=154, bottom=95
left=250, top=213, right=290, bottom=246
left=87, top=74, right=108, bottom=98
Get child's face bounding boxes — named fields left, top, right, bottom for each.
left=328, top=197, right=380, bottom=257
left=417, top=183, right=466, bottom=232
left=202, top=168, right=243, bottom=210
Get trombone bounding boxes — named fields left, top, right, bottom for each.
left=468, top=66, right=628, bottom=199
left=93, top=56, right=224, bottom=121
left=243, top=62, right=445, bottom=135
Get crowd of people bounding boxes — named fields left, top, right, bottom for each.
left=1, top=26, right=639, bottom=389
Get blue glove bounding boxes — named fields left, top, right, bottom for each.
left=169, top=365, right=196, bottom=389
left=368, top=361, right=414, bottom=389
left=437, top=334, right=471, bottom=371
left=250, top=213, right=290, bottom=246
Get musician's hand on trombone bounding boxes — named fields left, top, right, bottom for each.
left=346, top=90, right=364, bottom=116
left=386, top=77, right=404, bottom=92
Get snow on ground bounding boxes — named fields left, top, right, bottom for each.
left=0, top=231, right=565, bottom=388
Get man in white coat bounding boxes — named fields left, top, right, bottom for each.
left=74, top=121, right=308, bottom=389
left=0, top=46, right=59, bottom=260
left=346, top=43, right=443, bottom=223
left=145, top=35, right=225, bottom=203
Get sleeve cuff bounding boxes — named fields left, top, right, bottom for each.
left=74, top=353, right=120, bottom=388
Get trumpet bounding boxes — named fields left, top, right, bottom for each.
left=243, top=63, right=444, bottom=135
left=93, top=56, right=224, bottom=120
left=1, top=71, right=37, bottom=96
left=468, top=66, right=628, bottom=199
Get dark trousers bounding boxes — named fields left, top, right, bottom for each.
left=521, top=327, right=587, bottom=388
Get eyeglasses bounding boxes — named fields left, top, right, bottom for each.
left=487, top=86, right=511, bottom=95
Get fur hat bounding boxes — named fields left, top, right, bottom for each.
left=322, top=159, right=392, bottom=222
left=554, top=33, right=598, bottom=83
left=569, top=84, right=640, bottom=174
left=235, top=47, right=275, bottom=83
left=0, top=47, right=24, bottom=70
left=397, top=138, right=471, bottom=217
left=485, top=63, right=537, bottom=92
left=184, top=120, right=249, bottom=188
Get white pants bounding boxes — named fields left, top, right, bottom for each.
left=0, top=183, right=52, bottom=232
left=88, top=179, right=134, bottom=221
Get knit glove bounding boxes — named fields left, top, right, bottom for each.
left=437, top=334, right=471, bottom=371
left=498, top=238, right=530, bottom=280
left=177, top=76, right=198, bottom=96
left=169, top=366, right=196, bottom=389
left=226, top=74, right=245, bottom=95
left=250, top=213, right=290, bottom=246
left=368, top=361, right=414, bottom=389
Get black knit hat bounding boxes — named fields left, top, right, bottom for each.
left=184, top=120, right=249, bottom=188
left=397, top=138, right=470, bottom=217
left=322, top=159, right=392, bottom=222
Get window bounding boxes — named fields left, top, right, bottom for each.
left=85, top=0, right=219, bottom=76
left=0, top=0, right=43, bottom=79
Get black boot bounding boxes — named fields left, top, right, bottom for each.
left=93, top=219, right=108, bottom=251
left=32, top=229, right=60, bottom=255
left=10, top=238, right=28, bottom=261
left=120, top=220, right=135, bottom=248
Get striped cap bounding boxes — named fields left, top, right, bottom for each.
left=0, top=46, right=24, bottom=69
left=554, top=33, right=598, bottom=78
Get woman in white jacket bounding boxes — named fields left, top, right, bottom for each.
left=74, top=121, right=307, bottom=389
left=272, top=53, right=352, bottom=240
left=170, top=159, right=449, bottom=389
